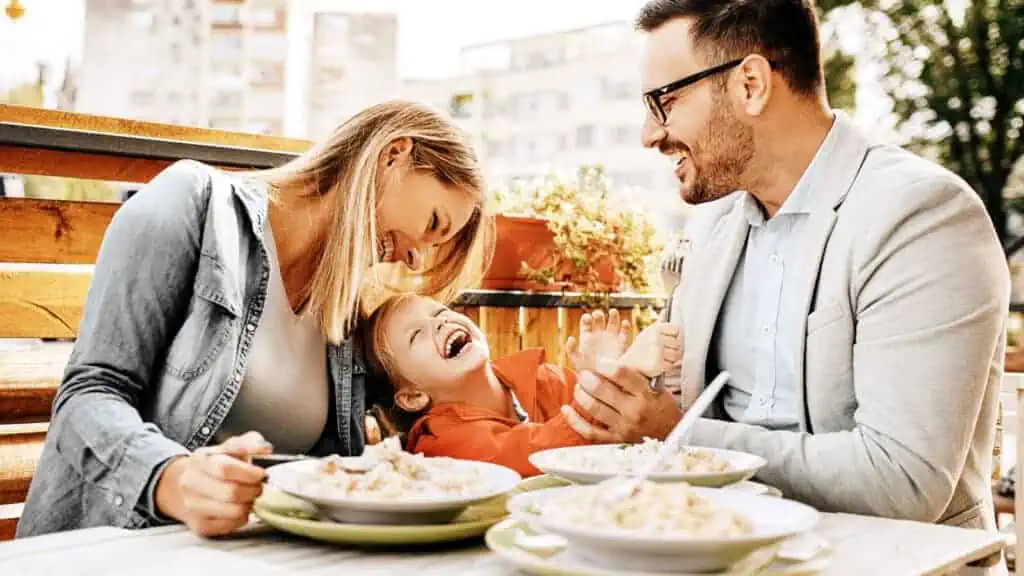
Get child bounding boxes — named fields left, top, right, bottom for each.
left=360, top=293, right=681, bottom=476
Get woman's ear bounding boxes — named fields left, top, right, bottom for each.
left=395, top=388, right=430, bottom=412
left=383, top=137, right=414, bottom=168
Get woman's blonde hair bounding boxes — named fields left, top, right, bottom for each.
left=256, top=99, right=490, bottom=343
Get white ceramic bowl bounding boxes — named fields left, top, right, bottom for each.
left=528, top=444, right=766, bottom=487
left=507, top=485, right=820, bottom=573
left=266, top=457, right=521, bottom=525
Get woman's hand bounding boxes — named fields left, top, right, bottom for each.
left=155, top=431, right=273, bottom=537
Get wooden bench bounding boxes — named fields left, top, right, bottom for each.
left=0, top=104, right=661, bottom=539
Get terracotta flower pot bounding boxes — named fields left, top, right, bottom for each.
left=481, top=214, right=622, bottom=292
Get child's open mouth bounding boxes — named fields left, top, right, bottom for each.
left=443, top=327, right=472, bottom=359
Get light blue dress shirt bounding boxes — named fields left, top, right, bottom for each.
left=714, top=117, right=842, bottom=431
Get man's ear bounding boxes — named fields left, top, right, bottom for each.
left=395, top=388, right=430, bottom=412
left=735, top=54, right=773, bottom=117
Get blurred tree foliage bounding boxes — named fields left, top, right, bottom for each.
left=818, top=0, right=1023, bottom=242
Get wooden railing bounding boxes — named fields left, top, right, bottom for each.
left=0, top=104, right=663, bottom=539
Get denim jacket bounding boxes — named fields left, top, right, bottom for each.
left=17, top=160, right=369, bottom=536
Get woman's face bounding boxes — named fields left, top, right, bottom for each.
left=381, top=295, right=489, bottom=411
left=375, top=138, right=476, bottom=271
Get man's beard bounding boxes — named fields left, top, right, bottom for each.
left=665, top=92, right=755, bottom=205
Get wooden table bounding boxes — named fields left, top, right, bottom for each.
left=0, top=512, right=1006, bottom=575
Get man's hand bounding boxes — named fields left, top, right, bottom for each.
left=565, top=310, right=631, bottom=373
left=155, top=431, right=273, bottom=537
left=621, top=322, right=681, bottom=378
left=562, top=358, right=682, bottom=443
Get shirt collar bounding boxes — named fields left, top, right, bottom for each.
left=738, top=112, right=846, bottom=226
left=777, top=112, right=844, bottom=217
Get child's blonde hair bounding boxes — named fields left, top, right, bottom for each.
left=361, top=293, right=425, bottom=444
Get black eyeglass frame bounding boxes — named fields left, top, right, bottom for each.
left=643, top=57, right=775, bottom=124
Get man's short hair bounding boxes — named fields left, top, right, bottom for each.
left=636, top=0, right=824, bottom=96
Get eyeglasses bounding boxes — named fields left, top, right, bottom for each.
left=643, top=58, right=773, bottom=125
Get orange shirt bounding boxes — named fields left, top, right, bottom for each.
left=405, top=348, right=593, bottom=476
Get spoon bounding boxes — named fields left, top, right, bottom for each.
left=251, top=453, right=375, bottom=473
left=606, top=370, right=731, bottom=502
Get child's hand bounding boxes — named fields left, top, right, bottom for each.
left=622, top=322, right=682, bottom=378
left=565, top=310, right=631, bottom=372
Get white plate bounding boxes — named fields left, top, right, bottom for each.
left=266, top=457, right=521, bottom=525
left=506, top=485, right=820, bottom=573
left=528, top=445, right=766, bottom=487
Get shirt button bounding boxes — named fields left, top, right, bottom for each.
left=761, top=324, right=771, bottom=335
left=759, top=397, right=769, bottom=406
left=246, top=323, right=257, bottom=333
left=200, top=426, right=211, bottom=435
left=768, top=253, right=780, bottom=264
left=113, top=495, right=124, bottom=507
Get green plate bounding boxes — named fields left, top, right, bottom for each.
left=252, top=474, right=570, bottom=546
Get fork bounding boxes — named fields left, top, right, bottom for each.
left=650, top=234, right=689, bottom=392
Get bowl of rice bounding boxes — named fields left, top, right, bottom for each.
left=528, top=438, right=765, bottom=487
left=507, top=481, right=819, bottom=573
left=266, top=438, right=521, bottom=525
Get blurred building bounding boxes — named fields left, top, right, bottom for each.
left=75, top=0, right=398, bottom=139
left=285, top=3, right=398, bottom=140
left=401, top=22, right=689, bottom=232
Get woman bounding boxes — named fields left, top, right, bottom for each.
left=17, top=100, right=489, bottom=538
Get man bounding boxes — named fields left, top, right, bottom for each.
left=564, top=0, right=1010, bottom=542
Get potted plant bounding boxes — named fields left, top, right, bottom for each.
left=483, top=165, right=663, bottom=307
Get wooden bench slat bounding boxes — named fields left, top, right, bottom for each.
left=0, top=265, right=91, bottom=338
left=0, top=104, right=311, bottom=153
left=0, top=343, right=71, bottom=425
left=0, top=429, right=45, bottom=506
left=0, top=198, right=117, bottom=265
left=0, top=503, right=23, bottom=540
left=0, top=145, right=178, bottom=184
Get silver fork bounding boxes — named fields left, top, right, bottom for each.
left=650, top=234, right=689, bottom=392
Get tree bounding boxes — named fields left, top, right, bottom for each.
left=821, top=0, right=1024, bottom=242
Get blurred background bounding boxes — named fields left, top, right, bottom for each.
left=0, top=0, right=1022, bottom=510
left=6, top=0, right=1018, bottom=235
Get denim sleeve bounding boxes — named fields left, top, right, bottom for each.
left=49, top=160, right=211, bottom=524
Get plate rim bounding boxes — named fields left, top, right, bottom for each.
left=528, top=445, right=767, bottom=483
left=252, top=499, right=505, bottom=544
left=508, top=485, right=820, bottom=546
left=265, top=457, right=522, bottom=512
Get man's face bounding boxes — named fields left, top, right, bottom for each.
left=640, top=18, right=755, bottom=205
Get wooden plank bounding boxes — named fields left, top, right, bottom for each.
left=0, top=428, right=45, bottom=506
left=0, top=503, right=20, bottom=541
left=478, top=307, right=521, bottom=359
left=0, top=199, right=116, bottom=265
left=0, top=145, right=178, bottom=184
left=0, top=264, right=91, bottom=338
left=561, top=307, right=586, bottom=367
left=0, top=104, right=311, bottom=153
left=453, top=305, right=481, bottom=327
left=522, top=307, right=562, bottom=363
left=0, top=343, right=71, bottom=425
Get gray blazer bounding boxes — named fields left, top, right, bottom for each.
left=18, top=161, right=370, bottom=537
left=664, top=113, right=1009, bottom=531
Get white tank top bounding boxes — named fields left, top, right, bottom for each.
left=217, top=221, right=329, bottom=454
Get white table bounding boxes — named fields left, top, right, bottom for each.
left=0, top=512, right=1006, bottom=576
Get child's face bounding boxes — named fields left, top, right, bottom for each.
left=383, top=295, right=489, bottom=408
